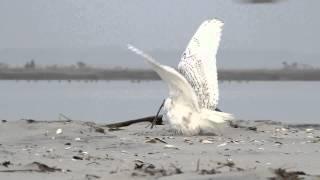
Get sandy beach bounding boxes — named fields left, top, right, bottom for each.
left=0, top=119, right=320, bottom=180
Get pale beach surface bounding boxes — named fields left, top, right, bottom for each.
left=0, top=119, right=320, bottom=180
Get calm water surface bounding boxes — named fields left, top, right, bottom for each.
left=0, top=80, right=319, bottom=124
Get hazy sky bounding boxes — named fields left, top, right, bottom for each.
left=0, top=0, right=319, bottom=67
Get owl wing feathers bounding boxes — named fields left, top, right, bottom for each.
left=128, top=44, right=200, bottom=111
left=178, top=19, right=224, bottom=110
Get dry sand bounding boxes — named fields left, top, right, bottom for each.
left=0, top=119, right=320, bottom=180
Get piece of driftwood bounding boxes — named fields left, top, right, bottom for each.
left=105, top=115, right=163, bottom=129
left=21, top=119, right=72, bottom=124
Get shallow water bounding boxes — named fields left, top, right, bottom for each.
left=0, top=80, right=319, bottom=124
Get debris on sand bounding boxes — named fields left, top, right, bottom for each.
left=108, top=127, right=123, bottom=131
left=1, top=161, right=11, bottom=167
left=85, top=174, right=101, bottom=180
left=199, top=168, right=219, bottom=175
left=145, top=137, right=167, bottom=144
left=0, top=162, right=63, bottom=173
left=216, top=160, right=244, bottom=172
left=24, top=119, right=36, bottom=123
left=248, top=126, right=257, bottom=131
left=72, top=156, right=84, bottom=160
left=132, top=160, right=183, bottom=177
left=274, top=141, right=283, bottom=146
left=311, top=137, right=320, bottom=143
left=229, top=121, right=258, bottom=131
left=270, top=168, right=307, bottom=180
left=26, top=162, right=62, bottom=172
left=217, top=161, right=235, bottom=168
left=94, top=127, right=105, bottom=134
left=183, top=138, right=193, bottom=145
left=196, top=159, right=244, bottom=175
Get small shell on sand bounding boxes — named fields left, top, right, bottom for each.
left=306, top=128, right=313, bottom=132
left=56, top=128, right=62, bottom=135
left=164, top=144, right=179, bottom=150
left=200, top=139, right=214, bottom=144
left=217, top=142, right=227, bottom=147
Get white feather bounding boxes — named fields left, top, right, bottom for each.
left=127, top=18, right=233, bottom=135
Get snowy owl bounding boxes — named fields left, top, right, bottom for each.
left=128, top=18, right=234, bottom=135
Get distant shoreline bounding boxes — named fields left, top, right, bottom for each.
left=0, top=68, right=320, bottom=81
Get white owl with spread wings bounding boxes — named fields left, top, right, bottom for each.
left=128, top=18, right=233, bottom=135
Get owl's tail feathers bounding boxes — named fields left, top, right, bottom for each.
left=201, top=109, right=234, bottom=123
left=197, top=109, right=234, bottom=135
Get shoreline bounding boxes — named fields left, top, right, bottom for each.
left=1, top=69, right=320, bottom=81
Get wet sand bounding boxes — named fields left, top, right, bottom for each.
left=0, top=119, right=320, bottom=179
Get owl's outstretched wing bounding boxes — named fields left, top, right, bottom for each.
left=128, top=44, right=200, bottom=111
left=178, top=19, right=223, bottom=110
